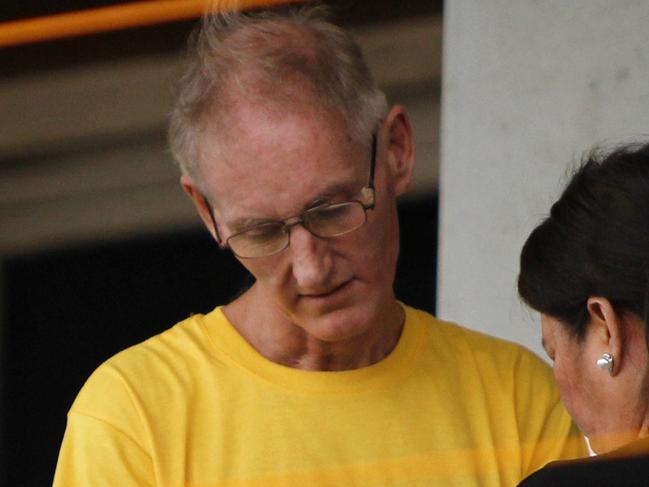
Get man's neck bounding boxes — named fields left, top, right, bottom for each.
left=223, top=287, right=404, bottom=371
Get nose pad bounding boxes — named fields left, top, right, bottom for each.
left=289, top=225, right=332, bottom=288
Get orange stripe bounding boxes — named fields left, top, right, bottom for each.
left=0, top=0, right=305, bottom=48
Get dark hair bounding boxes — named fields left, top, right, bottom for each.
left=518, top=141, right=649, bottom=341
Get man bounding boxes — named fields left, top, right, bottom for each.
left=54, top=4, right=585, bottom=486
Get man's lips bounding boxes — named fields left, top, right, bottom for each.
left=302, top=279, right=352, bottom=299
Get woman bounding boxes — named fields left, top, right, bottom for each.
left=517, top=142, right=649, bottom=486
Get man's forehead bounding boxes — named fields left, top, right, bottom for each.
left=224, top=88, right=343, bottom=140
left=204, top=144, right=365, bottom=225
left=199, top=99, right=361, bottom=177
left=201, top=71, right=356, bottom=147
left=196, top=90, right=369, bottom=215
left=211, top=164, right=363, bottom=227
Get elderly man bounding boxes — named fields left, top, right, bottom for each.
left=54, top=5, right=584, bottom=486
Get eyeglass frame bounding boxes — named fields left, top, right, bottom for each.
left=203, top=132, right=378, bottom=258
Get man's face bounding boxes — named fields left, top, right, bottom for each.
left=197, top=99, right=406, bottom=342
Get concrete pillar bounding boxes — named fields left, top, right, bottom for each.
left=439, top=0, right=649, bottom=358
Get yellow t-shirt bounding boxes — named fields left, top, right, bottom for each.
left=54, top=305, right=585, bottom=486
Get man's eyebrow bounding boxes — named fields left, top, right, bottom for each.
left=228, top=217, right=275, bottom=232
left=303, top=181, right=358, bottom=209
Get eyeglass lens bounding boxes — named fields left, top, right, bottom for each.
left=229, top=201, right=367, bottom=258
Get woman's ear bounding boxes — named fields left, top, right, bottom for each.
left=380, top=105, right=415, bottom=197
left=586, top=297, right=623, bottom=375
left=180, top=174, right=219, bottom=242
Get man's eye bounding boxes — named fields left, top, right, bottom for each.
left=242, top=224, right=281, bottom=241
left=314, top=204, right=351, bottom=220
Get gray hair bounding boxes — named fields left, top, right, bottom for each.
left=168, top=3, right=388, bottom=185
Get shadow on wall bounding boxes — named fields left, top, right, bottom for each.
left=0, top=194, right=437, bottom=485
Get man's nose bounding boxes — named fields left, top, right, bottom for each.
left=289, top=225, right=333, bottom=289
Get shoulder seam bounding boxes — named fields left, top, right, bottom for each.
left=67, top=409, right=152, bottom=459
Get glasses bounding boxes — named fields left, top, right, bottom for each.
left=205, top=133, right=378, bottom=259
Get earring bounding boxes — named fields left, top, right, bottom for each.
left=596, top=352, right=614, bottom=374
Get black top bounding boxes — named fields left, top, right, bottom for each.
left=518, top=437, right=649, bottom=487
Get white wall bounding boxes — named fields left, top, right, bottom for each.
left=439, top=0, right=649, bottom=358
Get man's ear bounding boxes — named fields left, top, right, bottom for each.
left=180, top=174, right=219, bottom=242
left=380, top=105, right=415, bottom=197
left=586, top=297, right=624, bottom=375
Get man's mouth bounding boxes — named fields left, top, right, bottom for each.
left=303, top=279, right=352, bottom=299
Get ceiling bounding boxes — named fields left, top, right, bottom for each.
left=0, top=0, right=441, bottom=75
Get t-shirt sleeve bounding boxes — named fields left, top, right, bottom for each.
left=53, top=362, right=155, bottom=486
left=53, top=412, right=154, bottom=487
left=513, top=348, right=587, bottom=477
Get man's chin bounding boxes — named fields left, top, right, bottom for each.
left=292, top=303, right=375, bottom=343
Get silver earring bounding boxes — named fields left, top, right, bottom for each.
left=596, top=352, right=614, bottom=374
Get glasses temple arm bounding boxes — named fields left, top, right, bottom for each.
left=359, top=132, right=378, bottom=210
left=368, top=132, right=377, bottom=190
left=202, top=195, right=223, bottom=245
